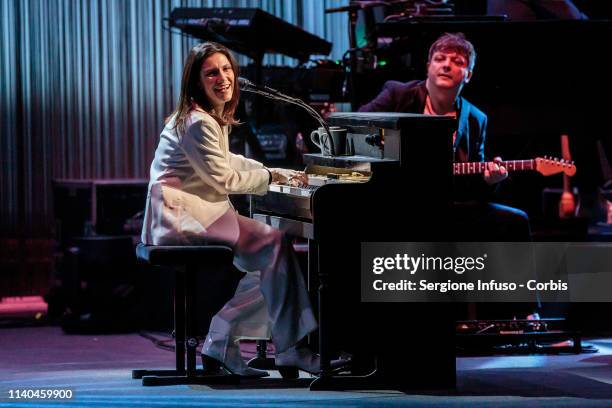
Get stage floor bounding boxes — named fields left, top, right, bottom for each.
left=2, top=326, right=612, bottom=407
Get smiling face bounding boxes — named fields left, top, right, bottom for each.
left=426, top=50, right=472, bottom=92
left=200, top=52, right=235, bottom=114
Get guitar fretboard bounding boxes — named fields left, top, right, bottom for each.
left=453, top=160, right=535, bottom=175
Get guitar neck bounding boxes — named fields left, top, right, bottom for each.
left=453, top=160, right=535, bottom=175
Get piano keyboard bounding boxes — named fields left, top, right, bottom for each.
left=267, top=172, right=371, bottom=198
left=268, top=183, right=318, bottom=197
left=253, top=165, right=373, bottom=229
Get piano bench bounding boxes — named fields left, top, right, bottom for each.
left=131, top=243, right=239, bottom=386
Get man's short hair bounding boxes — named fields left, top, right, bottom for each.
left=428, top=33, right=476, bottom=71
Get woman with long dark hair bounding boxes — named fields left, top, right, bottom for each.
left=141, top=42, right=318, bottom=377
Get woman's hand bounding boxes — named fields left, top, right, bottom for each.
left=269, top=168, right=308, bottom=187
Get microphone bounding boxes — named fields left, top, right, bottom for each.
left=237, top=77, right=332, bottom=153
left=238, top=77, right=283, bottom=97
left=237, top=77, right=256, bottom=91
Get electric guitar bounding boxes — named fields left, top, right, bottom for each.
left=453, top=156, right=576, bottom=177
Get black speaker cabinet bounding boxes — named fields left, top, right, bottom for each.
left=52, top=179, right=148, bottom=245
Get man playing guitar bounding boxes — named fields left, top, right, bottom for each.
left=359, top=32, right=531, bottom=242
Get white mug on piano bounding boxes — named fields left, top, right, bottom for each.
left=310, top=126, right=348, bottom=156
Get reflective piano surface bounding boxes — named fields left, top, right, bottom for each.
left=253, top=112, right=456, bottom=241
left=251, top=112, right=458, bottom=390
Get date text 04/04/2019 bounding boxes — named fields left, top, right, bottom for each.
left=372, top=280, right=568, bottom=292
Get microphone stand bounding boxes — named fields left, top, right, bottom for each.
left=239, top=79, right=334, bottom=155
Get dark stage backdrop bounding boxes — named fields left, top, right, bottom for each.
left=0, top=0, right=349, bottom=296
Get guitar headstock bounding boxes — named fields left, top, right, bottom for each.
left=535, top=156, right=577, bottom=177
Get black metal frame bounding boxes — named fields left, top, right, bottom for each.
left=132, top=244, right=239, bottom=386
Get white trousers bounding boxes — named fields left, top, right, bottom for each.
left=203, top=210, right=317, bottom=357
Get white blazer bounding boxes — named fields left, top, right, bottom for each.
left=141, top=109, right=269, bottom=245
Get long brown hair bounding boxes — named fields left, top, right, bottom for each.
left=167, top=42, right=240, bottom=135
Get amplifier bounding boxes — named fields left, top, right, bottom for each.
left=53, top=179, right=148, bottom=245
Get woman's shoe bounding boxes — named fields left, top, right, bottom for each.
left=202, top=333, right=269, bottom=378
left=275, top=345, right=351, bottom=377
left=201, top=353, right=269, bottom=378
left=274, top=345, right=321, bottom=375
left=201, top=353, right=223, bottom=374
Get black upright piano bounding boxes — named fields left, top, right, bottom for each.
left=253, top=112, right=457, bottom=390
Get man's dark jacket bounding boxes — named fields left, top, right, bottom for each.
left=358, top=80, right=491, bottom=199
left=358, top=80, right=486, bottom=163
